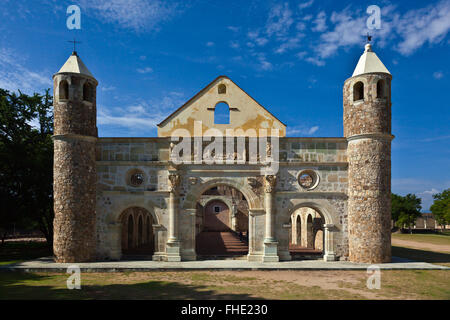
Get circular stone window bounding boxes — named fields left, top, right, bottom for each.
left=127, top=169, right=145, bottom=187
left=298, top=170, right=319, bottom=190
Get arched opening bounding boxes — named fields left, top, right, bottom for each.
left=83, top=82, right=93, bottom=102
left=120, top=207, right=155, bottom=258
left=195, top=185, right=249, bottom=258
left=214, top=102, right=230, bottom=124
left=377, top=79, right=385, bottom=98
left=289, top=207, right=325, bottom=260
left=218, top=84, right=226, bottom=94
left=296, top=215, right=301, bottom=245
left=59, top=80, right=68, bottom=100
left=138, top=215, right=143, bottom=247
left=306, top=214, right=314, bottom=248
left=127, top=214, right=133, bottom=250
left=353, top=81, right=364, bottom=101
left=146, top=215, right=151, bottom=243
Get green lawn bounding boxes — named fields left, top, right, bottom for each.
left=392, top=232, right=450, bottom=246
left=0, top=270, right=449, bottom=300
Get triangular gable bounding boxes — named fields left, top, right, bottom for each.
left=157, top=76, right=286, bottom=137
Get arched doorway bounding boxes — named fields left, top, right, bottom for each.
left=289, top=207, right=324, bottom=260
left=195, top=185, right=249, bottom=258
left=120, top=207, right=155, bottom=257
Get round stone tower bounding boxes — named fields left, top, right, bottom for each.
left=343, top=43, right=394, bottom=263
left=52, top=51, right=98, bottom=262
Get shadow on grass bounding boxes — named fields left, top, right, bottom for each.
left=0, top=241, right=51, bottom=264
left=0, top=272, right=263, bottom=300
left=392, top=246, right=450, bottom=264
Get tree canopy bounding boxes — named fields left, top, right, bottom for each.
left=430, top=189, right=450, bottom=229
left=391, top=193, right=422, bottom=232
left=0, top=88, right=53, bottom=247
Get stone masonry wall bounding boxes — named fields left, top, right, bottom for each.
left=343, top=72, right=392, bottom=264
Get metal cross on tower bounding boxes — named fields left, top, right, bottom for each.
left=68, top=38, right=82, bottom=55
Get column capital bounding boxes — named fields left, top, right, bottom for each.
left=323, top=223, right=335, bottom=229
left=168, top=173, right=181, bottom=193
left=264, top=174, right=277, bottom=193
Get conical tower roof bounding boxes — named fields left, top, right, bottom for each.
left=55, top=52, right=95, bottom=79
left=352, top=44, right=390, bottom=77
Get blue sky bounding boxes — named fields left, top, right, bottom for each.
left=0, top=0, right=449, bottom=210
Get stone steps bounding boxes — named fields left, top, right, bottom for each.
left=196, top=231, right=248, bottom=256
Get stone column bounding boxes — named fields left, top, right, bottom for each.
left=323, top=224, right=336, bottom=262
left=231, top=204, right=237, bottom=231
left=180, top=208, right=197, bottom=261
left=262, top=175, right=279, bottom=262
left=166, top=173, right=181, bottom=262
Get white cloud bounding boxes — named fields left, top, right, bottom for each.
left=298, top=0, right=314, bottom=10
left=275, top=35, right=303, bottom=54
left=266, top=3, right=294, bottom=37
left=78, top=0, right=181, bottom=32
left=206, top=41, right=215, bottom=47
left=287, top=125, right=319, bottom=136
left=312, top=11, right=327, bottom=32
left=137, top=67, right=153, bottom=74
left=97, top=92, right=186, bottom=133
left=227, top=26, right=240, bottom=32
left=395, top=0, right=450, bottom=55
left=229, top=41, right=240, bottom=49
left=0, top=48, right=51, bottom=94
left=101, top=85, right=116, bottom=92
left=433, top=71, right=444, bottom=79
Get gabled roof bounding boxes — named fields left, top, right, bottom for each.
left=157, top=75, right=286, bottom=127
left=55, top=52, right=95, bottom=79
left=352, top=44, right=390, bottom=77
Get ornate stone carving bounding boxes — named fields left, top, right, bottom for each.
left=168, top=174, right=180, bottom=192
left=189, top=177, right=198, bottom=185
left=266, top=141, right=272, bottom=157
left=264, top=175, right=277, bottom=193
left=247, top=177, right=258, bottom=189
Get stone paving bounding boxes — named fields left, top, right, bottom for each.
left=0, top=257, right=448, bottom=272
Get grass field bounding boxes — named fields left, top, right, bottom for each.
left=392, top=232, right=450, bottom=246
left=391, top=232, right=450, bottom=266
left=0, top=270, right=449, bottom=300
left=0, top=235, right=449, bottom=300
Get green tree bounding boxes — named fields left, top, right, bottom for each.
left=0, top=88, right=53, bottom=248
left=430, top=189, right=450, bottom=230
left=391, top=193, right=422, bottom=233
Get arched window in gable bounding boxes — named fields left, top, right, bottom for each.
left=353, top=81, right=364, bottom=101
left=218, top=84, right=226, bottom=94
left=214, top=102, right=230, bottom=124
left=59, top=80, right=69, bottom=100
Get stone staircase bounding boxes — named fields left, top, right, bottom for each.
left=196, top=231, right=248, bottom=259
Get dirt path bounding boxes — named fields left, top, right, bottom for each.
left=392, top=238, right=450, bottom=253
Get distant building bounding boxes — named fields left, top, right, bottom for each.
left=414, top=213, right=449, bottom=230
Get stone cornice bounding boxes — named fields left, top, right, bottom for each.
left=347, top=133, right=395, bottom=142
left=53, top=134, right=97, bottom=143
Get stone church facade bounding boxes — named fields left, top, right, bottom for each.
left=52, top=43, right=393, bottom=264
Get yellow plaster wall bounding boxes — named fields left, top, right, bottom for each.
left=157, top=77, right=286, bottom=137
